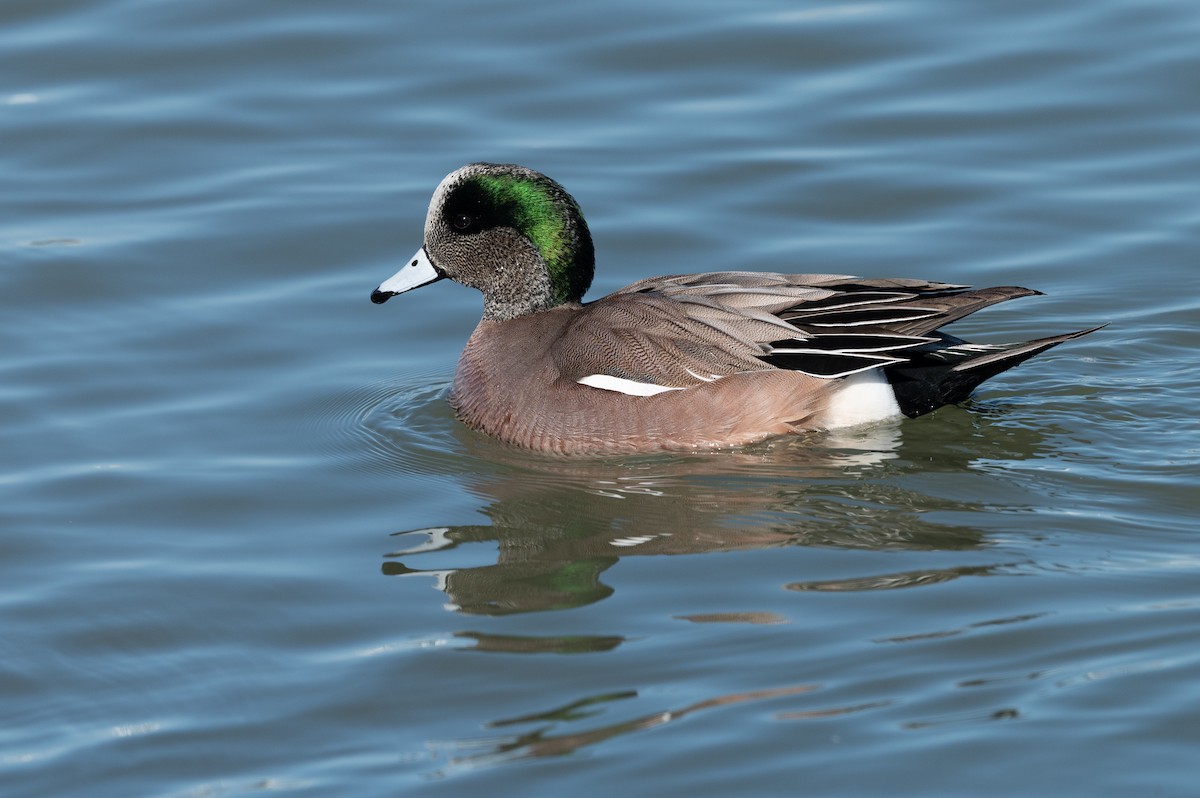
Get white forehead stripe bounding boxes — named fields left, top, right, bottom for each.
left=577, top=374, right=685, bottom=396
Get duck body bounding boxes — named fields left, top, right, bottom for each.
left=372, top=163, right=1098, bottom=455
left=449, top=305, right=830, bottom=454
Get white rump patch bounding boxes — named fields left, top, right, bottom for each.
left=823, top=370, right=901, bottom=429
left=577, top=374, right=685, bottom=397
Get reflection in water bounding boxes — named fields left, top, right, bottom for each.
left=675, top=611, right=788, bottom=624
left=874, top=612, right=1048, bottom=644
left=431, top=684, right=817, bottom=774
left=902, top=706, right=1021, bottom=730
left=487, top=690, right=639, bottom=727
left=376, top=394, right=1057, bottom=616
left=453, top=631, right=624, bottom=654
left=775, top=700, right=895, bottom=720
left=785, top=564, right=1002, bottom=592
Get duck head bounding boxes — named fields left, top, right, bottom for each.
left=371, top=163, right=595, bottom=321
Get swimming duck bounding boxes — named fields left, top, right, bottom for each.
left=371, top=163, right=1097, bottom=454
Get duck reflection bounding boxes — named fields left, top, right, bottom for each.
left=381, top=408, right=1053, bottom=617
left=431, top=684, right=818, bottom=774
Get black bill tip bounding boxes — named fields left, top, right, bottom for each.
left=370, top=289, right=394, bottom=305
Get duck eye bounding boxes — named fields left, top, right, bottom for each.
left=451, top=213, right=474, bottom=231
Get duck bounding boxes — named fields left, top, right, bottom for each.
left=371, top=163, right=1099, bottom=455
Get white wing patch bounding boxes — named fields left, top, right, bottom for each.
left=577, top=374, right=686, bottom=396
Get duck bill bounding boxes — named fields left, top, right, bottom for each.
left=371, top=247, right=443, bottom=304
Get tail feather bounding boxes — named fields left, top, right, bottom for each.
left=886, top=286, right=1041, bottom=336
left=885, top=325, right=1105, bottom=418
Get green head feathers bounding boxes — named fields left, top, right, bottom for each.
left=442, top=165, right=595, bottom=307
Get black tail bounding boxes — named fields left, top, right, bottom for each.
left=885, top=326, right=1104, bottom=418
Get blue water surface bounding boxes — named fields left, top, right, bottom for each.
left=3, top=1, right=1199, bottom=796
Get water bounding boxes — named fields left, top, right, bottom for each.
left=3, top=0, right=1198, bottom=795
